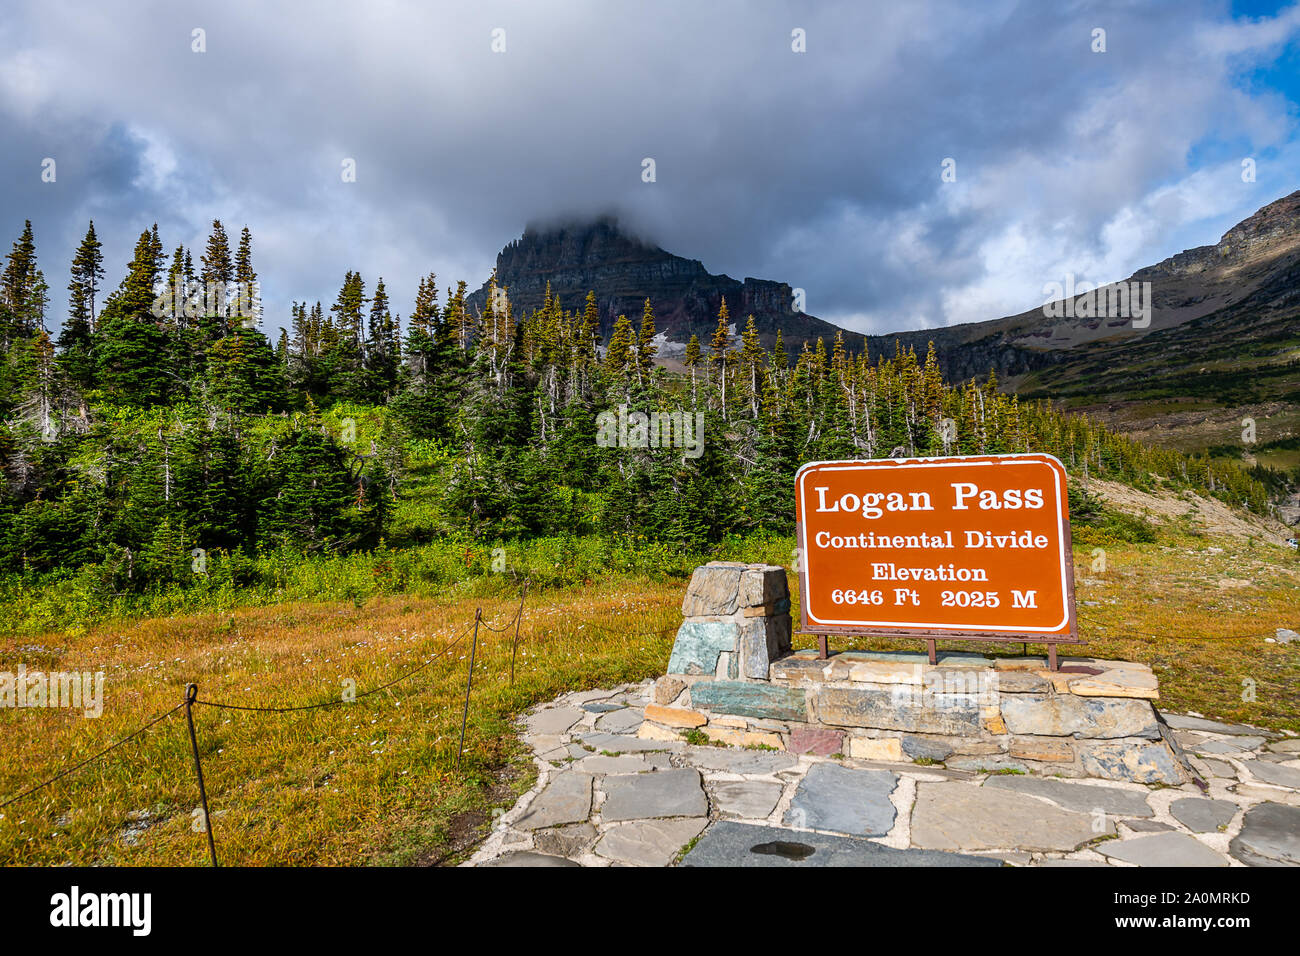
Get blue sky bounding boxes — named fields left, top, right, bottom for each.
left=1, top=0, right=1298, bottom=337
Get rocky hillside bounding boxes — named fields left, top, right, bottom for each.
left=864, top=190, right=1300, bottom=472
left=465, top=217, right=848, bottom=355
left=864, top=189, right=1300, bottom=382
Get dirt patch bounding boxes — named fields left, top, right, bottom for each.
left=1084, top=478, right=1294, bottom=545
left=418, top=755, right=535, bottom=867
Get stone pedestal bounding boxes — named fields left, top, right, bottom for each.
left=650, top=564, right=1194, bottom=785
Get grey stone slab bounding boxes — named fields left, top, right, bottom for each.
left=739, top=565, right=789, bottom=608
left=902, top=736, right=954, bottom=761
left=995, top=671, right=1053, bottom=693
left=681, top=821, right=1001, bottom=867
left=984, top=775, right=1154, bottom=817
left=514, top=772, right=594, bottom=830
left=817, top=685, right=982, bottom=735
left=912, top=781, right=1110, bottom=852
left=681, top=564, right=744, bottom=617
left=567, top=689, right=618, bottom=705
left=594, top=817, right=708, bottom=866
left=577, top=732, right=681, bottom=753
left=1229, top=802, right=1300, bottom=866
left=783, top=763, right=897, bottom=837
left=532, top=822, right=597, bottom=858
left=1170, top=797, right=1238, bottom=833
left=1245, top=761, right=1300, bottom=790
left=482, top=851, right=580, bottom=867
left=1257, top=753, right=1300, bottom=764
left=740, top=615, right=790, bottom=679
left=1199, top=757, right=1238, bottom=778
left=582, top=702, right=625, bottom=713
left=711, top=780, right=784, bottom=820
left=1097, top=832, right=1229, bottom=867
left=1001, top=695, right=1160, bottom=739
left=1160, top=713, right=1270, bottom=736
left=691, top=680, right=807, bottom=721
left=1191, top=736, right=1266, bottom=755
left=525, top=706, right=583, bottom=736
left=667, top=620, right=739, bottom=676
left=600, top=768, right=708, bottom=821
left=577, top=754, right=655, bottom=774
left=1123, top=819, right=1174, bottom=833
left=1077, top=740, right=1189, bottom=785
left=595, top=707, right=644, bottom=734
left=936, top=651, right=994, bottom=667
left=947, top=757, right=1029, bottom=774
left=1267, top=739, right=1300, bottom=754
left=683, top=746, right=798, bottom=775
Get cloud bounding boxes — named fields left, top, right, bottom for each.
left=0, top=0, right=1296, bottom=337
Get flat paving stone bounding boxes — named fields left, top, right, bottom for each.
left=912, top=781, right=1109, bottom=852
left=526, top=706, right=583, bottom=736
left=582, top=702, right=625, bottom=713
left=532, top=822, right=597, bottom=858
left=1229, top=802, right=1300, bottom=866
left=1244, top=761, right=1300, bottom=790
left=1037, top=859, right=1111, bottom=867
left=1161, top=714, right=1270, bottom=736
left=1123, top=819, right=1174, bottom=833
left=1097, top=832, right=1229, bottom=867
left=681, top=821, right=1002, bottom=867
left=1267, top=739, right=1300, bottom=754
left=984, top=775, right=1154, bottom=817
left=596, top=708, right=644, bottom=734
left=567, top=689, right=618, bottom=705
left=514, top=772, right=594, bottom=830
left=577, top=754, right=656, bottom=774
left=1191, top=736, right=1266, bottom=755
left=711, top=780, right=784, bottom=820
left=482, top=851, right=580, bottom=867
left=683, top=746, right=798, bottom=775
left=601, top=768, right=708, bottom=821
left=783, top=763, right=897, bottom=837
left=1170, top=797, right=1238, bottom=833
left=577, top=732, right=680, bottom=753
left=594, top=817, right=707, bottom=866
left=1199, top=757, right=1237, bottom=778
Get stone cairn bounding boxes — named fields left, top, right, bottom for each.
left=644, top=562, right=1194, bottom=785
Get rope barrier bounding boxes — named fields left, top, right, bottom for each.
left=194, top=621, right=476, bottom=713
left=0, top=702, right=184, bottom=811
left=0, top=590, right=534, bottom=866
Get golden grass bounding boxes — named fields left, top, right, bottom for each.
left=0, top=580, right=679, bottom=866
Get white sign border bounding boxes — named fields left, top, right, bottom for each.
left=796, top=453, right=1072, bottom=633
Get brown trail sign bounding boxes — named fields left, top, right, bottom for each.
left=794, top=453, right=1081, bottom=669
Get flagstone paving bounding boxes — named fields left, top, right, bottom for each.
left=466, top=682, right=1300, bottom=867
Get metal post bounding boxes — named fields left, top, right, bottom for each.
left=509, top=589, right=527, bottom=686
left=456, top=610, right=482, bottom=773
left=184, top=683, right=219, bottom=868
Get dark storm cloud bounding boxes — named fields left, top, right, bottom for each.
left=0, top=0, right=1297, bottom=336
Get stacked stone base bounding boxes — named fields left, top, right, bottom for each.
left=655, top=563, right=1194, bottom=786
